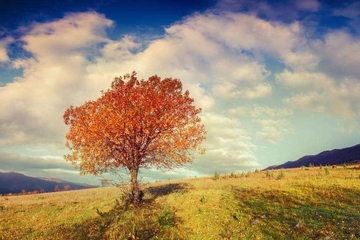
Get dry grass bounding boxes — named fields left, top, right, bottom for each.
left=1, top=166, right=360, bottom=239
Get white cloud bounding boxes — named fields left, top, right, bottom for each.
left=229, top=105, right=293, bottom=118
left=278, top=30, right=360, bottom=123
left=229, top=105, right=293, bottom=142
left=239, top=83, right=272, bottom=99
left=100, top=35, right=140, bottom=60
left=0, top=36, right=14, bottom=62
left=0, top=151, right=73, bottom=171
left=181, top=12, right=300, bottom=56
left=21, top=12, right=112, bottom=60
left=0, top=151, right=101, bottom=184
left=186, top=83, right=216, bottom=111
left=0, top=12, right=113, bottom=148
left=313, top=31, right=360, bottom=79
left=255, top=118, right=291, bottom=142
left=212, top=81, right=240, bottom=99
left=137, top=11, right=297, bottom=89
left=284, top=79, right=360, bottom=120
left=284, top=91, right=325, bottom=112
left=282, top=51, right=320, bottom=71
left=276, top=70, right=333, bottom=89
left=194, top=112, right=258, bottom=174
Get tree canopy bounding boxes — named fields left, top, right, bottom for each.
left=63, top=72, right=206, bottom=203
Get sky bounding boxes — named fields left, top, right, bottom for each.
left=1, top=0, right=360, bottom=185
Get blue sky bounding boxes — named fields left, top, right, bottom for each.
left=1, top=0, right=360, bottom=185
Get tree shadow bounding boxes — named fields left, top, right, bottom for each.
left=145, top=183, right=189, bottom=200
left=51, top=182, right=191, bottom=239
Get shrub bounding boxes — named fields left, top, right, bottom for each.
left=199, top=207, right=204, bottom=214
left=158, top=205, right=175, bottom=229
left=325, top=167, right=330, bottom=175
left=214, top=171, right=220, bottom=180
left=200, top=194, right=206, bottom=203
left=277, top=170, right=285, bottom=180
left=233, top=208, right=242, bottom=221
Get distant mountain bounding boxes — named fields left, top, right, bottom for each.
left=0, top=172, right=94, bottom=195
left=265, top=144, right=360, bottom=170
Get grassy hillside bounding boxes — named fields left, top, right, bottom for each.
left=1, top=166, right=360, bottom=239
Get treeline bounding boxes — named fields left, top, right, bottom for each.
left=1, top=184, right=73, bottom=197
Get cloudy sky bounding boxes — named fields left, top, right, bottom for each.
left=1, top=0, right=360, bottom=185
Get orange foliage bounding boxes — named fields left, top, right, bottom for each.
left=63, top=72, right=206, bottom=200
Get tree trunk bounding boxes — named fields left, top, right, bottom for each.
left=129, top=167, right=142, bottom=205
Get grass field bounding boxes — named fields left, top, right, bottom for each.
left=1, top=166, right=360, bottom=239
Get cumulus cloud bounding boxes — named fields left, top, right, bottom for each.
left=313, top=31, right=360, bottom=79
left=277, top=29, right=360, bottom=122
left=194, top=112, right=259, bottom=174
left=282, top=51, right=320, bottom=71
left=276, top=70, right=333, bottom=89
left=239, top=83, right=272, bottom=99
left=125, top=11, right=299, bottom=83
left=255, top=118, right=292, bottom=142
left=212, top=81, right=240, bottom=99
left=0, top=12, right=113, bottom=148
left=0, top=151, right=73, bottom=171
left=284, top=80, right=360, bottom=120
left=229, top=105, right=293, bottom=142
left=0, top=151, right=101, bottom=184
left=271, top=24, right=360, bottom=125
left=229, top=105, right=293, bottom=118
left=21, top=12, right=113, bottom=60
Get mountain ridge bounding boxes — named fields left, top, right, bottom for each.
left=0, top=171, right=94, bottom=195
left=265, top=143, right=360, bottom=170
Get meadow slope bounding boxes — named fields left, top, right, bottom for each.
left=1, top=166, right=360, bottom=239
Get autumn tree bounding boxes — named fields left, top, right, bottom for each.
left=54, top=185, right=60, bottom=192
left=63, top=72, right=206, bottom=204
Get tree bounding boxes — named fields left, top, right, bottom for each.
left=63, top=72, right=206, bottom=204
left=54, top=185, right=60, bottom=192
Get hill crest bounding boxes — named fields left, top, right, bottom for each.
left=265, top=144, right=360, bottom=170
left=0, top=171, right=94, bottom=195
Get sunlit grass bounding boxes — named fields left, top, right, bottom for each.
left=1, top=166, right=359, bottom=239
